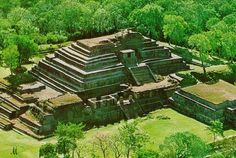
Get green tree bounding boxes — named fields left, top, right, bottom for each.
left=129, top=4, right=163, bottom=39
left=93, top=8, right=115, bottom=33
left=103, top=0, right=132, bottom=31
left=93, top=133, right=110, bottom=158
left=119, top=121, right=149, bottom=158
left=56, top=1, right=91, bottom=34
left=0, top=0, right=19, bottom=16
left=108, top=134, right=123, bottom=158
left=159, top=132, right=210, bottom=158
left=55, top=123, right=84, bottom=158
left=39, top=143, right=58, bottom=158
left=56, top=136, right=76, bottom=158
left=188, top=33, right=212, bottom=75
left=135, top=149, right=159, bottom=158
left=206, top=17, right=220, bottom=30
left=163, top=15, right=188, bottom=45
left=221, top=32, right=236, bottom=62
left=204, top=30, right=222, bottom=56
left=7, top=35, right=38, bottom=64
left=207, top=120, right=224, bottom=142
left=2, top=45, right=19, bottom=75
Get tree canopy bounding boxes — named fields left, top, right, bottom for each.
left=1, top=0, right=236, bottom=64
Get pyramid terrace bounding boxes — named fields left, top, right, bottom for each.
left=0, top=30, right=191, bottom=138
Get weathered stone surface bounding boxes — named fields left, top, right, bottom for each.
left=171, top=80, right=236, bottom=128
left=0, top=30, right=190, bottom=138
left=30, top=30, right=188, bottom=98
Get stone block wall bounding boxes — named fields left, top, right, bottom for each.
left=147, top=56, right=188, bottom=75
left=171, top=91, right=225, bottom=124
left=225, top=107, right=236, bottom=129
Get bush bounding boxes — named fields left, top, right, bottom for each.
left=69, top=31, right=81, bottom=41
left=7, top=72, right=36, bottom=88
left=191, top=72, right=217, bottom=83
left=177, top=73, right=198, bottom=87
left=191, top=69, right=236, bottom=84
left=159, top=132, right=210, bottom=158
left=46, top=32, right=68, bottom=44
left=136, top=149, right=159, bottom=158
left=173, top=47, right=193, bottom=63
left=32, top=34, right=47, bottom=45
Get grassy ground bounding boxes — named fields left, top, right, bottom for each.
left=0, top=108, right=235, bottom=158
left=183, top=80, right=236, bottom=104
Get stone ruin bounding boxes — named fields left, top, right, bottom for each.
left=170, top=80, right=236, bottom=129
left=0, top=30, right=189, bottom=139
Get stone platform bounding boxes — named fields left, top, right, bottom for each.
left=171, top=80, right=236, bottom=128
left=0, top=30, right=189, bottom=138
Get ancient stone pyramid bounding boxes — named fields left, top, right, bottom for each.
left=30, top=30, right=188, bottom=98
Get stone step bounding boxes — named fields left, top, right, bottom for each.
left=84, top=72, right=125, bottom=87
left=63, top=46, right=90, bottom=60
left=142, top=45, right=165, bottom=51
left=0, top=102, right=17, bottom=119
left=51, top=58, right=125, bottom=84
left=56, top=49, right=119, bottom=71
left=145, top=57, right=183, bottom=65
left=31, top=67, right=78, bottom=93
left=68, top=45, right=90, bottom=57
left=36, top=66, right=82, bottom=92
left=46, top=59, right=85, bottom=81
left=58, top=49, right=88, bottom=64
left=61, top=47, right=119, bottom=67
left=49, top=58, right=86, bottom=78
left=130, top=66, right=155, bottom=84
left=19, top=114, right=42, bottom=129
left=0, top=115, right=12, bottom=130
left=144, top=41, right=157, bottom=47
left=142, top=47, right=167, bottom=53
left=143, top=37, right=152, bottom=42
left=64, top=47, right=118, bottom=63
left=68, top=46, right=119, bottom=61
left=55, top=51, right=86, bottom=69
left=0, top=93, right=27, bottom=110
left=39, top=60, right=84, bottom=85
left=30, top=69, right=66, bottom=93
left=71, top=43, right=91, bottom=54
left=50, top=57, right=124, bottom=78
left=12, top=119, right=45, bottom=140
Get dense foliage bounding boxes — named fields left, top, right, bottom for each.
left=1, top=0, right=236, bottom=50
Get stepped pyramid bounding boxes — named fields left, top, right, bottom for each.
left=30, top=30, right=188, bottom=98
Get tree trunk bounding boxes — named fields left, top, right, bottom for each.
left=214, top=133, right=216, bottom=142
left=76, top=150, right=81, bottom=158
left=201, top=60, right=207, bottom=76
left=126, top=149, right=130, bottom=158
left=102, top=150, right=106, bottom=158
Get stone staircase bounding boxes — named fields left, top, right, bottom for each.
left=12, top=119, right=46, bottom=140
left=140, top=37, right=171, bottom=60
left=0, top=92, right=28, bottom=119
left=0, top=92, right=45, bottom=139
left=30, top=42, right=126, bottom=95
left=118, top=101, right=139, bottom=120
left=0, top=114, right=12, bottom=130
left=129, top=65, right=156, bottom=85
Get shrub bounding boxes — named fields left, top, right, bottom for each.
left=46, top=33, right=67, bottom=44
left=32, top=34, right=47, bottom=45
left=136, top=149, right=159, bottom=158
left=7, top=72, right=36, bottom=88
left=177, top=73, right=198, bottom=87
left=173, top=47, right=193, bottom=63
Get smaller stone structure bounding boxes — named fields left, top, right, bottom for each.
left=170, top=80, right=236, bottom=128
